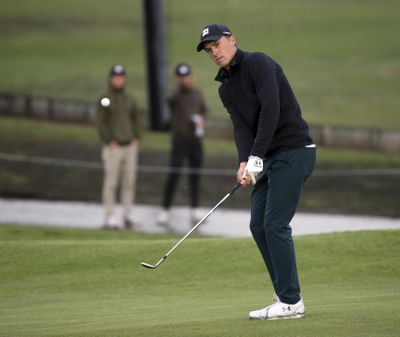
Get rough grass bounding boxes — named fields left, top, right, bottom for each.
left=0, top=0, right=399, bottom=129
left=0, top=225, right=399, bottom=337
left=1, top=116, right=400, bottom=216
left=1, top=116, right=400, bottom=167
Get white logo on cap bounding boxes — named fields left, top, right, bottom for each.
left=202, top=27, right=209, bottom=37
left=114, top=65, right=124, bottom=74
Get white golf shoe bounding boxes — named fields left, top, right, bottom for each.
left=103, top=215, right=119, bottom=229
left=190, top=208, right=204, bottom=227
left=157, top=209, right=170, bottom=226
left=249, top=298, right=305, bottom=320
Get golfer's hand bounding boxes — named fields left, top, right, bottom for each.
left=237, top=162, right=250, bottom=186
left=243, top=156, right=263, bottom=185
left=108, top=140, right=118, bottom=148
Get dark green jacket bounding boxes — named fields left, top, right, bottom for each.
left=96, top=88, right=141, bottom=145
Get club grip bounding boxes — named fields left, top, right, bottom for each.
left=229, top=182, right=242, bottom=195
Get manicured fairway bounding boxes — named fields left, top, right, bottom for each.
left=0, top=225, right=399, bottom=337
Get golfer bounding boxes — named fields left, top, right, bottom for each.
left=197, top=24, right=316, bottom=320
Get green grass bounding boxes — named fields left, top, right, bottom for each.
left=0, top=225, right=399, bottom=337
left=2, top=116, right=400, bottom=167
left=1, top=116, right=399, bottom=216
left=1, top=0, right=399, bottom=129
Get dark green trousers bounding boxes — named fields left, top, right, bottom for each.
left=250, top=147, right=316, bottom=304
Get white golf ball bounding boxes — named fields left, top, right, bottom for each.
left=101, top=97, right=111, bottom=107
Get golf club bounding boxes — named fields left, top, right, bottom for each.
left=141, top=182, right=241, bottom=269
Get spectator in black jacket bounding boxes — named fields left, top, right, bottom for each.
left=197, top=24, right=316, bottom=320
left=157, top=63, right=208, bottom=227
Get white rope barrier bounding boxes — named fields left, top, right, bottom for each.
left=0, top=152, right=400, bottom=177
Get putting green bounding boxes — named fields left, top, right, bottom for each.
left=0, top=225, right=399, bottom=337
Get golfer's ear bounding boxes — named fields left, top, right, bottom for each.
left=229, top=35, right=237, bottom=45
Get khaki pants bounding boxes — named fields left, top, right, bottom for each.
left=101, top=143, right=139, bottom=220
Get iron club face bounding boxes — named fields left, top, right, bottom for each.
left=141, top=256, right=167, bottom=269
left=141, top=262, right=156, bottom=269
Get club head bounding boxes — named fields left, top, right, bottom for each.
left=141, top=262, right=156, bottom=269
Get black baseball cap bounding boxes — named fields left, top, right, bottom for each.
left=196, top=24, right=232, bottom=52
left=110, top=64, right=126, bottom=76
left=175, top=63, right=191, bottom=77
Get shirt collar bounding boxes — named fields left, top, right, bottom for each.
left=215, top=49, right=244, bottom=82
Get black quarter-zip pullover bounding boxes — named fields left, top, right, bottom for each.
left=215, top=49, right=313, bottom=162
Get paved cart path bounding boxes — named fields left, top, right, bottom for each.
left=1, top=198, right=399, bottom=237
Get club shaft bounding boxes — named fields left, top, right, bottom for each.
left=163, top=183, right=241, bottom=260
left=141, top=183, right=241, bottom=269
